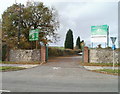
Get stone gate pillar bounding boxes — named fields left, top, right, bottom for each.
left=40, top=46, right=46, bottom=63
left=84, top=46, right=89, bottom=63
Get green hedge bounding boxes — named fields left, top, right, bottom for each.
left=48, top=47, right=80, bottom=57
left=2, top=44, right=7, bottom=61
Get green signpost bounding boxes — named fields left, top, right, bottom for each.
left=29, top=29, right=40, bottom=49
left=29, top=29, right=39, bottom=41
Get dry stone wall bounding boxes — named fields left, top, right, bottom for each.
left=9, top=49, right=40, bottom=62
left=89, top=49, right=120, bottom=63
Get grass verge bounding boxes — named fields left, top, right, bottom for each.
left=0, top=66, right=26, bottom=72
left=1, top=61, right=41, bottom=64
left=82, top=62, right=120, bottom=67
left=94, top=69, right=120, bottom=76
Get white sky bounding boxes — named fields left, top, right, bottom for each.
left=0, top=0, right=119, bottom=48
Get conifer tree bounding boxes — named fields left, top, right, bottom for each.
left=64, top=29, right=74, bottom=49
left=76, top=36, right=81, bottom=49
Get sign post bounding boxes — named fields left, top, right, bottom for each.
left=110, top=37, right=117, bottom=70
left=29, top=29, right=39, bottom=49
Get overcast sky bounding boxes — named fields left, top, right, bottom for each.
left=0, top=0, right=119, bottom=47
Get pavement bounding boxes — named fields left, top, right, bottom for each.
left=1, top=56, right=119, bottom=92
left=1, top=62, right=119, bottom=70
left=0, top=64, right=39, bottom=68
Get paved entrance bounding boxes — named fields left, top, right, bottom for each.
left=2, top=56, right=118, bottom=92
left=45, top=56, right=82, bottom=68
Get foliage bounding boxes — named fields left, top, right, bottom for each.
left=80, top=40, right=85, bottom=51
left=48, top=47, right=63, bottom=57
left=2, top=2, right=59, bottom=49
left=48, top=47, right=80, bottom=57
left=82, top=63, right=120, bottom=67
left=116, top=48, right=120, bottom=51
left=64, top=29, right=74, bottom=49
left=0, top=66, right=26, bottom=71
left=96, top=69, right=120, bottom=74
left=97, top=44, right=102, bottom=48
left=1, top=61, right=40, bottom=64
left=2, top=44, right=7, bottom=61
left=104, top=46, right=112, bottom=49
left=51, top=46, right=64, bottom=50
left=76, top=36, right=81, bottom=49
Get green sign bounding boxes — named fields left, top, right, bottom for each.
left=91, top=25, right=108, bottom=35
left=29, top=29, right=39, bottom=41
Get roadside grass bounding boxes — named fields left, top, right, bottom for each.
left=0, top=66, right=26, bottom=72
left=95, top=69, right=120, bottom=75
left=82, top=62, right=120, bottom=67
left=1, top=61, right=41, bottom=64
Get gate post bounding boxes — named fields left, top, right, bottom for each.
left=40, top=46, right=46, bottom=63
left=84, top=46, right=89, bottom=63
left=45, top=44, right=48, bottom=62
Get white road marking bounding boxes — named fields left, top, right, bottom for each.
left=0, top=90, right=11, bottom=92
left=53, top=67, right=61, bottom=70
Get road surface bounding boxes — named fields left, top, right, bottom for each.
left=1, top=56, right=118, bottom=92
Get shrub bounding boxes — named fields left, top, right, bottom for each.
left=48, top=47, right=80, bottom=57
left=2, top=44, right=8, bottom=61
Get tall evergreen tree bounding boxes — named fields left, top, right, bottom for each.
left=76, top=36, right=81, bottom=49
left=64, top=29, right=74, bottom=49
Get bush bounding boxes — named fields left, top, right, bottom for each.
left=116, top=48, right=120, bottom=51
left=48, top=47, right=63, bottom=57
left=48, top=47, right=80, bottom=57
left=2, top=44, right=7, bottom=61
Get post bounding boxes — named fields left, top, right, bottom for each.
left=107, top=26, right=109, bottom=47
left=105, top=42, right=106, bottom=48
left=17, top=3, right=21, bottom=49
left=92, top=42, right=93, bottom=48
left=0, top=20, right=1, bottom=61
left=112, top=49, right=115, bottom=70
left=84, top=46, right=89, bottom=63
left=110, top=37, right=117, bottom=70
left=40, top=46, right=46, bottom=63
left=82, top=43, right=85, bottom=63
left=15, top=0, right=17, bottom=4
left=36, top=40, right=38, bottom=49
left=46, top=44, right=48, bottom=62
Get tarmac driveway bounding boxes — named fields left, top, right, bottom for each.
left=1, top=56, right=118, bottom=92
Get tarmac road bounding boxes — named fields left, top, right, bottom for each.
left=1, top=56, right=118, bottom=92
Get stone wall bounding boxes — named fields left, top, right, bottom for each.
left=9, top=49, right=41, bottom=62
left=89, top=49, right=120, bottom=63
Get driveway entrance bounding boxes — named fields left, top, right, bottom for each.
left=45, top=56, right=82, bottom=68
left=2, top=56, right=118, bottom=92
